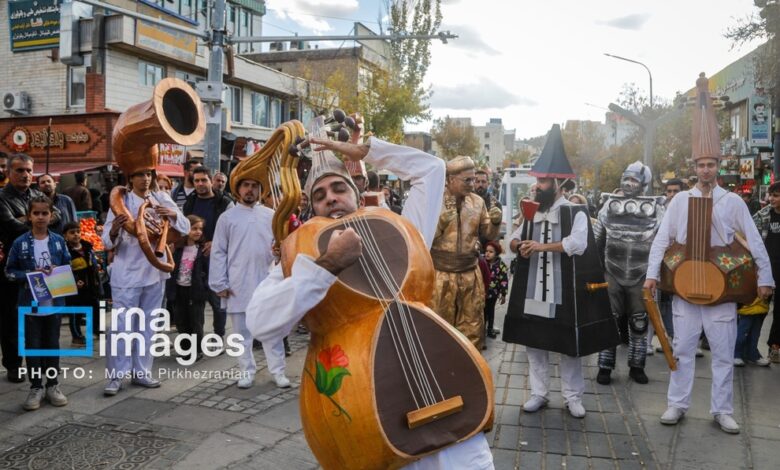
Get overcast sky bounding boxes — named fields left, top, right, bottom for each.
left=264, top=0, right=766, bottom=139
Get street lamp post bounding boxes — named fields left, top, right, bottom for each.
left=604, top=53, right=654, bottom=109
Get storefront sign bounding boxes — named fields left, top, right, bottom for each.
left=739, top=157, right=755, bottom=180
left=1, top=122, right=104, bottom=159
left=136, top=20, right=197, bottom=64
left=158, top=143, right=186, bottom=166
left=8, top=0, right=60, bottom=52
left=749, top=95, right=772, bottom=148
left=9, top=126, right=90, bottom=152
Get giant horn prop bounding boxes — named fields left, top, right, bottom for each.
left=110, top=78, right=205, bottom=271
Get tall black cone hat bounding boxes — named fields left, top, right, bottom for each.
left=529, top=124, right=576, bottom=179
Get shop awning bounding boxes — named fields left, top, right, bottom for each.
left=33, top=162, right=109, bottom=177
left=157, top=164, right=183, bottom=178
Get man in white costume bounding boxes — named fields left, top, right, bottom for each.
left=209, top=177, right=290, bottom=389
left=245, top=136, right=494, bottom=469
left=645, top=144, right=773, bottom=435
left=102, top=170, right=189, bottom=395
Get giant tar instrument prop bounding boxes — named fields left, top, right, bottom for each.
left=658, top=74, right=758, bottom=305
left=237, top=112, right=494, bottom=469
left=109, top=78, right=205, bottom=272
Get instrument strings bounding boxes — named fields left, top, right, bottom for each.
left=308, top=117, right=444, bottom=409
left=344, top=215, right=445, bottom=409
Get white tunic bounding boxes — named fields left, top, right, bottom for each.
left=208, top=203, right=276, bottom=313
left=102, top=190, right=189, bottom=288
left=646, top=185, right=773, bottom=287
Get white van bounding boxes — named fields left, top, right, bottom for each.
left=498, top=165, right=536, bottom=251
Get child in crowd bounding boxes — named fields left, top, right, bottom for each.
left=62, top=221, right=103, bottom=344
left=4, top=196, right=71, bottom=411
left=484, top=240, right=508, bottom=339
left=752, top=181, right=780, bottom=362
left=167, top=215, right=208, bottom=363
left=734, top=298, right=770, bottom=367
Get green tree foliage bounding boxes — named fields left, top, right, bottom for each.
left=725, top=2, right=779, bottom=103
left=431, top=116, right=479, bottom=159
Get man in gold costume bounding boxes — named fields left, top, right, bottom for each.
left=431, top=156, right=502, bottom=349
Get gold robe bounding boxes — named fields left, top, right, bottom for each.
left=430, top=190, right=500, bottom=349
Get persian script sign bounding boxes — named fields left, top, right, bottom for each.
left=8, top=0, right=60, bottom=52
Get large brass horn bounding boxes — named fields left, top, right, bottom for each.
left=109, top=78, right=205, bottom=272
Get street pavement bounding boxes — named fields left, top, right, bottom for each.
left=1, top=300, right=779, bottom=469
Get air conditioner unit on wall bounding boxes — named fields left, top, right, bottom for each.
left=3, top=91, right=30, bottom=115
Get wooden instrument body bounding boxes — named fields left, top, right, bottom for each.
left=659, top=197, right=757, bottom=305
left=280, top=207, right=494, bottom=469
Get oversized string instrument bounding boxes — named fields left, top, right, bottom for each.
left=658, top=73, right=757, bottom=305
left=109, top=78, right=205, bottom=272
left=255, top=114, right=494, bottom=469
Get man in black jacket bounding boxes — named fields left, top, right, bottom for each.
left=182, top=167, right=234, bottom=339
left=0, top=154, right=60, bottom=382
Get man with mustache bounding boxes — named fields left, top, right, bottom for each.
left=430, top=156, right=502, bottom=350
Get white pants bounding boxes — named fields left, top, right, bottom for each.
left=230, top=312, right=286, bottom=376
left=402, top=434, right=493, bottom=470
left=106, top=284, right=164, bottom=380
left=668, top=296, right=737, bottom=415
left=527, top=347, right=584, bottom=402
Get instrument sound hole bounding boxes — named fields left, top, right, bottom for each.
left=317, top=218, right=408, bottom=299
left=162, top=89, right=198, bottom=135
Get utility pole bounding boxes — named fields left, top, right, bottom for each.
left=204, top=0, right=227, bottom=172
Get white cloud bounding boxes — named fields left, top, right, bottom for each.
left=444, top=23, right=500, bottom=56
left=597, top=13, right=652, bottom=30
left=431, top=78, right=536, bottom=109
left=266, top=0, right=360, bottom=33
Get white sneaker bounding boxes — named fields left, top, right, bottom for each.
left=522, top=395, right=548, bottom=412
left=23, top=388, right=44, bottom=411
left=103, top=379, right=122, bottom=396
left=237, top=375, right=254, bottom=389
left=273, top=373, right=291, bottom=389
left=714, top=414, right=740, bottom=434
left=45, top=385, right=68, bottom=407
left=660, top=407, right=685, bottom=425
left=646, top=347, right=655, bottom=356
left=566, top=399, right=586, bottom=418
left=747, top=357, right=771, bottom=367
left=734, top=358, right=745, bottom=367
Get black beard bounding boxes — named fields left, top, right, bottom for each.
left=534, top=186, right=556, bottom=212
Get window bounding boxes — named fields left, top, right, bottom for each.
left=270, top=98, right=282, bottom=127
left=730, top=108, right=743, bottom=139
left=67, top=54, right=91, bottom=108
left=484, top=144, right=490, bottom=151
left=138, top=61, right=165, bottom=86
left=224, top=86, right=242, bottom=123
left=140, top=0, right=197, bottom=21
left=485, top=132, right=490, bottom=138
left=251, top=92, right=270, bottom=127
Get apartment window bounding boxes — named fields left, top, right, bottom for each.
left=67, top=54, right=91, bottom=108
left=251, top=92, right=270, bottom=127
left=270, top=98, right=282, bottom=127
left=484, top=132, right=490, bottom=138
left=138, top=61, right=165, bottom=86
left=730, top=108, right=742, bottom=139
left=484, top=144, right=490, bottom=151
left=224, top=86, right=242, bottom=123
left=141, top=0, right=197, bottom=21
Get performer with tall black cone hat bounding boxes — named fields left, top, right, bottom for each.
left=503, top=124, right=620, bottom=418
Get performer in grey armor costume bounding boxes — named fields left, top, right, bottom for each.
left=595, top=161, right=665, bottom=385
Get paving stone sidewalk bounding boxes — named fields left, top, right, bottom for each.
left=1, top=302, right=779, bottom=469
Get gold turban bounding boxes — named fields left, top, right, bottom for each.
left=446, top=156, right=476, bottom=175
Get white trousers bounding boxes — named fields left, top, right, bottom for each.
left=668, top=296, right=737, bottom=415
left=527, top=347, right=584, bottom=402
left=230, top=312, right=286, bottom=376
left=402, top=434, right=493, bottom=470
left=106, top=284, right=164, bottom=380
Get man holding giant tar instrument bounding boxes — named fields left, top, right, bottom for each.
left=644, top=74, right=774, bottom=435
left=245, top=136, right=493, bottom=469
